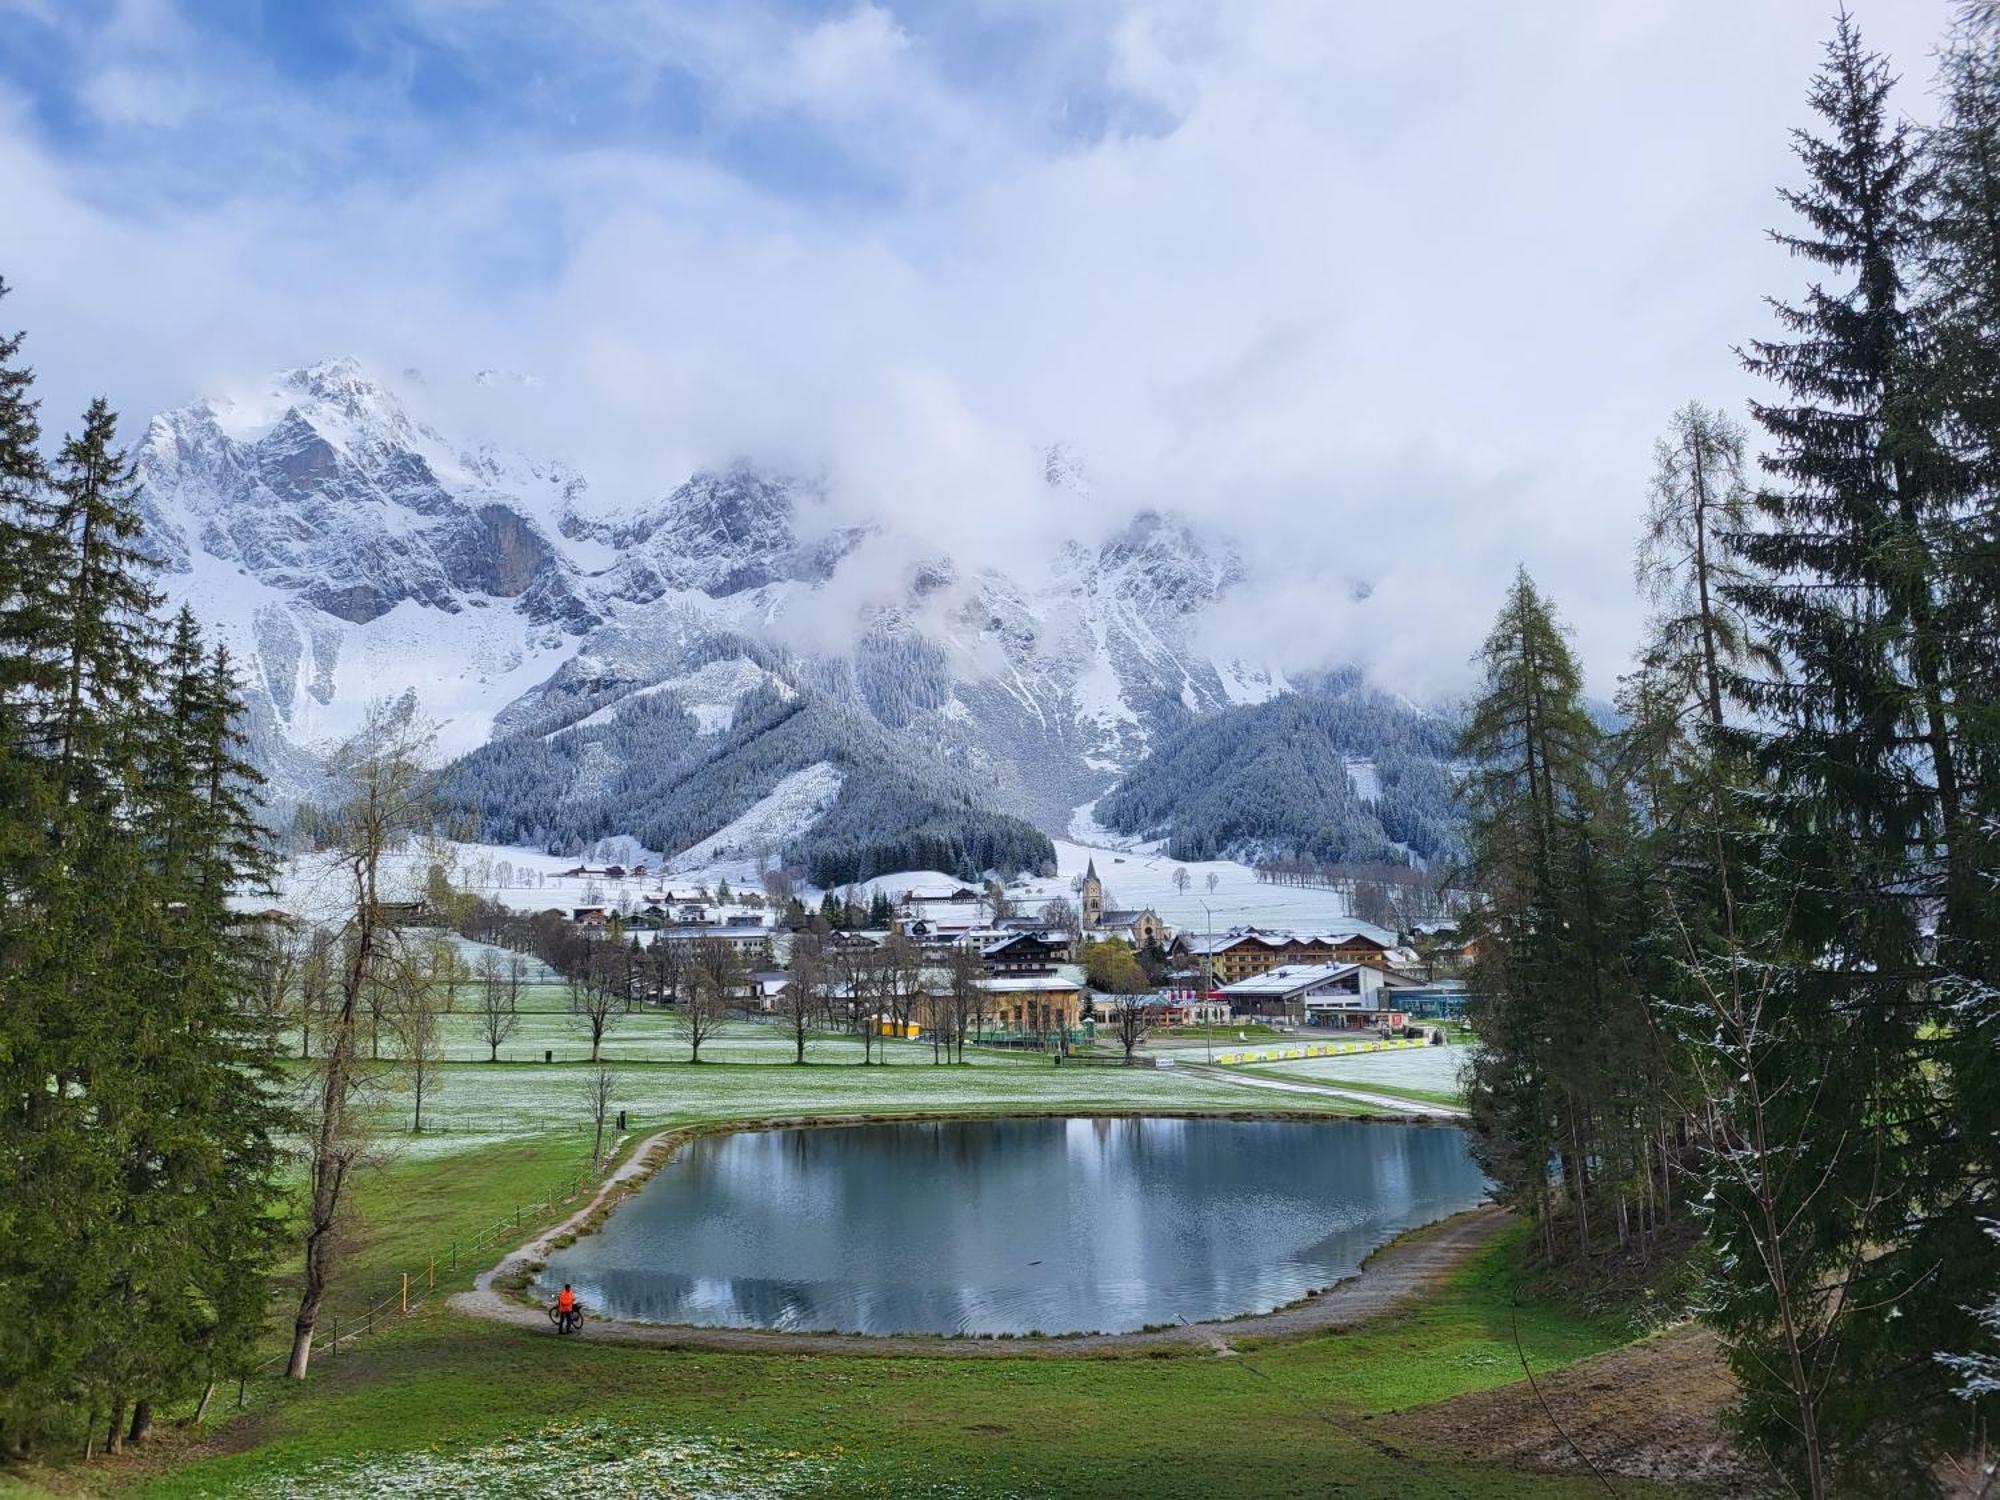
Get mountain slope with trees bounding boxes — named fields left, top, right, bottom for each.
left=1092, top=673, right=1464, bottom=866
left=440, top=676, right=1055, bottom=886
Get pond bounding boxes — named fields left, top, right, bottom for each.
left=535, top=1116, right=1490, bottom=1337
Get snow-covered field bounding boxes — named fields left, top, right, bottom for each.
left=854, top=838, right=1381, bottom=939
left=1252, top=1044, right=1471, bottom=1096
left=272, top=822, right=1375, bottom=938
left=367, top=1031, right=1383, bottom=1162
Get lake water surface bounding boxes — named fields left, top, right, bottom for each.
left=536, top=1116, right=1489, bottom=1336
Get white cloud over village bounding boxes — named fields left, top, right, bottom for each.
left=0, top=0, right=1948, bottom=695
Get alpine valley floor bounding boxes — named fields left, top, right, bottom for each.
left=0, top=1001, right=1744, bottom=1500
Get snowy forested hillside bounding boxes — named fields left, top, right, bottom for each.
left=1093, top=671, right=1465, bottom=867
left=443, top=679, right=1055, bottom=885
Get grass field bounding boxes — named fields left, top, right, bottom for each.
left=97, top=1208, right=1667, bottom=1500
left=4, top=943, right=1676, bottom=1498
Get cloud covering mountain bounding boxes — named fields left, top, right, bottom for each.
left=137, top=358, right=1295, bottom=872
left=0, top=3, right=1951, bottom=702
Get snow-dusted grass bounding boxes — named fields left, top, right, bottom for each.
left=260, top=1417, right=835, bottom=1499
left=1247, top=1043, right=1471, bottom=1096
left=375, top=1048, right=1377, bottom=1162
left=337, top=934, right=1377, bottom=1161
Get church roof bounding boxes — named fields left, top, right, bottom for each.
left=1084, top=858, right=1098, bottom=880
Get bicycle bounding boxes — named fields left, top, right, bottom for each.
left=548, top=1302, right=584, bottom=1335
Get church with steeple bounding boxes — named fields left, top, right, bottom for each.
left=1079, top=859, right=1105, bottom=928
left=1076, top=858, right=1169, bottom=948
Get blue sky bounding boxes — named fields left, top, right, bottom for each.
left=0, top=0, right=1956, bottom=690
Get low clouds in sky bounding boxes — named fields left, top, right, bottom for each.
left=0, top=0, right=1951, bottom=695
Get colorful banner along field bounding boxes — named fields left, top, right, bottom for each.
left=1213, top=1038, right=1430, bottom=1066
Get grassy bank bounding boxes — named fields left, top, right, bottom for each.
left=95, top=1216, right=1665, bottom=1499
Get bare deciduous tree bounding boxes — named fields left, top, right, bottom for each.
left=784, top=933, right=827, bottom=1064
left=1038, top=896, right=1078, bottom=933
left=583, top=1064, right=619, bottom=1167
left=943, top=944, right=987, bottom=1063
left=391, top=967, right=444, bottom=1134
left=475, top=949, right=519, bottom=1062
left=1113, top=994, right=1153, bottom=1064
left=288, top=703, right=435, bottom=1381
left=294, top=929, right=336, bottom=1062
left=566, top=941, right=621, bottom=1063
left=676, top=937, right=739, bottom=1062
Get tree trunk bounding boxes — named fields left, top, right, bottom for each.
left=104, top=1399, right=126, bottom=1456
left=193, top=1379, right=216, bottom=1425
left=126, top=1400, right=152, bottom=1446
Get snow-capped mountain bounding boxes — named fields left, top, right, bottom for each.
left=138, top=358, right=1285, bottom=865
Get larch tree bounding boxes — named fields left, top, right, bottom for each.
left=1458, top=570, right=1646, bottom=1264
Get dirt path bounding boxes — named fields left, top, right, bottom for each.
left=450, top=1121, right=1507, bottom=1357
left=1384, top=1324, right=1764, bottom=1492
left=1175, top=1061, right=1467, bottom=1118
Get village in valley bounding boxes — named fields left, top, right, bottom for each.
left=415, top=840, right=1472, bottom=1063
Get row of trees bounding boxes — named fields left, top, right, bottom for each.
left=1461, top=16, right=2000, bottom=1494
left=1251, top=857, right=1461, bottom=928
left=0, top=285, right=288, bottom=1453
left=454, top=888, right=1015, bottom=1066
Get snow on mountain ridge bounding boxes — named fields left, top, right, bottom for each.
left=138, top=357, right=1285, bottom=831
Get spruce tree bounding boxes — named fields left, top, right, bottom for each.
left=1918, top=6, right=2000, bottom=1406
left=1720, top=17, right=1997, bottom=1491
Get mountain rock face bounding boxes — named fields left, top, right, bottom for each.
left=140, top=359, right=1285, bottom=870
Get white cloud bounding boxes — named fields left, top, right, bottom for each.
left=0, top=1, right=1956, bottom=697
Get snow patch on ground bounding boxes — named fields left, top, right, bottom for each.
left=1346, top=758, right=1380, bottom=803
left=666, top=762, right=844, bottom=875
left=557, top=657, right=781, bottom=739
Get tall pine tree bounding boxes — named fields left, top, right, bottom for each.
left=1719, top=17, right=1998, bottom=1491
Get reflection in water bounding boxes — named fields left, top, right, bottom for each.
left=536, top=1117, right=1489, bottom=1336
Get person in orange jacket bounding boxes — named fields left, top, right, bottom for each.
left=554, top=1283, right=579, bottom=1331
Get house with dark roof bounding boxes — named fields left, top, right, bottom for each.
left=1218, top=962, right=1409, bottom=1029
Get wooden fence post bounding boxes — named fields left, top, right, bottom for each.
left=427, top=1260, right=435, bottom=1291
left=400, top=1273, right=409, bottom=1315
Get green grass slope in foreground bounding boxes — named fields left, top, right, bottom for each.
left=126, top=1203, right=1667, bottom=1499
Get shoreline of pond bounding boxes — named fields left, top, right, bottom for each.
left=453, top=1107, right=1500, bottom=1356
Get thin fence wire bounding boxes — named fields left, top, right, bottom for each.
left=253, top=1153, right=604, bottom=1380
